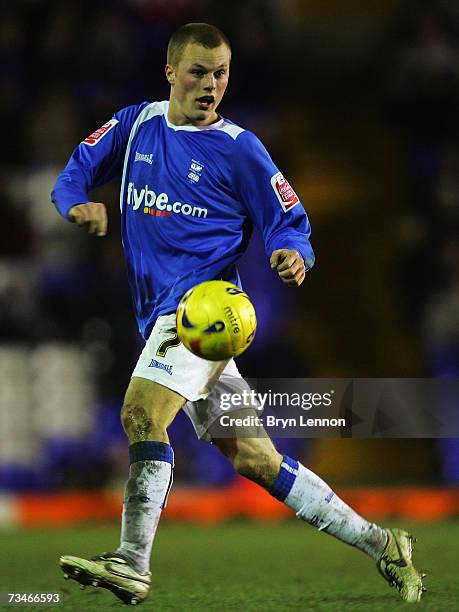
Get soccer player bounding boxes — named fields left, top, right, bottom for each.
left=52, top=23, right=425, bottom=605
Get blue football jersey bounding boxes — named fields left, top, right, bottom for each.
left=52, top=101, right=315, bottom=339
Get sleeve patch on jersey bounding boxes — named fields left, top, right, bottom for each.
left=83, top=118, right=119, bottom=146
left=270, top=172, right=299, bottom=212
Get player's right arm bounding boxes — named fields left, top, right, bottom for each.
left=68, top=202, right=108, bottom=237
left=51, top=102, right=149, bottom=235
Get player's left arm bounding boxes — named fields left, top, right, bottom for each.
left=232, top=131, right=315, bottom=287
left=269, top=248, right=305, bottom=287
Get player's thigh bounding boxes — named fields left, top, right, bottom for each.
left=122, top=376, right=186, bottom=432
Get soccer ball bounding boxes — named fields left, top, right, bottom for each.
left=176, top=280, right=257, bottom=361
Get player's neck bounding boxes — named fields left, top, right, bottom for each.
left=167, top=99, right=220, bottom=127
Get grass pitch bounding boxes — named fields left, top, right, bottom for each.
left=0, top=521, right=457, bottom=611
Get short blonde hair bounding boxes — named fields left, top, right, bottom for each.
left=167, top=22, right=231, bottom=66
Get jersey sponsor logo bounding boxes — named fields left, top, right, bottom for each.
left=134, top=152, right=154, bottom=165
left=270, top=171, right=299, bottom=212
left=127, top=182, right=208, bottom=219
left=83, top=119, right=119, bottom=146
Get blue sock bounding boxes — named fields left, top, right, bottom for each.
left=269, top=455, right=299, bottom=502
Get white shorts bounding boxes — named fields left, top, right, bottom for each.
left=132, top=314, right=258, bottom=440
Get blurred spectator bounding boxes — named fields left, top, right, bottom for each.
left=384, top=8, right=459, bottom=136
left=423, top=236, right=459, bottom=375
left=0, top=10, right=26, bottom=163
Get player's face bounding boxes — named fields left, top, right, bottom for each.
left=166, top=42, right=230, bottom=126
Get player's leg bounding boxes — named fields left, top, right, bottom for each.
left=111, top=312, right=231, bottom=585
left=212, top=411, right=424, bottom=602
left=121, top=375, right=185, bottom=443
left=115, top=376, right=186, bottom=572
left=60, top=312, right=235, bottom=603
left=192, top=363, right=390, bottom=563
left=213, top=428, right=387, bottom=559
left=60, top=377, right=186, bottom=604
left=188, top=362, right=388, bottom=561
left=60, top=314, right=218, bottom=604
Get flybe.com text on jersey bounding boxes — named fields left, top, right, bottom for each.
left=127, top=182, right=208, bottom=218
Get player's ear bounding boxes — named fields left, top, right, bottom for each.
left=165, top=64, right=175, bottom=86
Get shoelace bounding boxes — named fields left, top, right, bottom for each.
left=384, top=561, right=404, bottom=591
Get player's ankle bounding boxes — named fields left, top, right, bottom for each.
left=115, top=547, right=149, bottom=575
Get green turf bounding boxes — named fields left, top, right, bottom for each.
left=0, top=521, right=457, bottom=611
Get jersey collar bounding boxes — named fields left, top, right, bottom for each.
left=164, top=101, right=225, bottom=132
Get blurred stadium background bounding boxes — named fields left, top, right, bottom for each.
left=1, top=0, right=459, bottom=588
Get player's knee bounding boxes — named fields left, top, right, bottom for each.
left=120, top=402, right=166, bottom=440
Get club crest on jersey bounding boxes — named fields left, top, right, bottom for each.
left=270, top=172, right=299, bottom=212
left=83, top=119, right=119, bottom=146
left=188, top=159, right=204, bottom=184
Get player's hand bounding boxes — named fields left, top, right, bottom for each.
left=270, top=249, right=305, bottom=287
left=69, top=202, right=108, bottom=237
